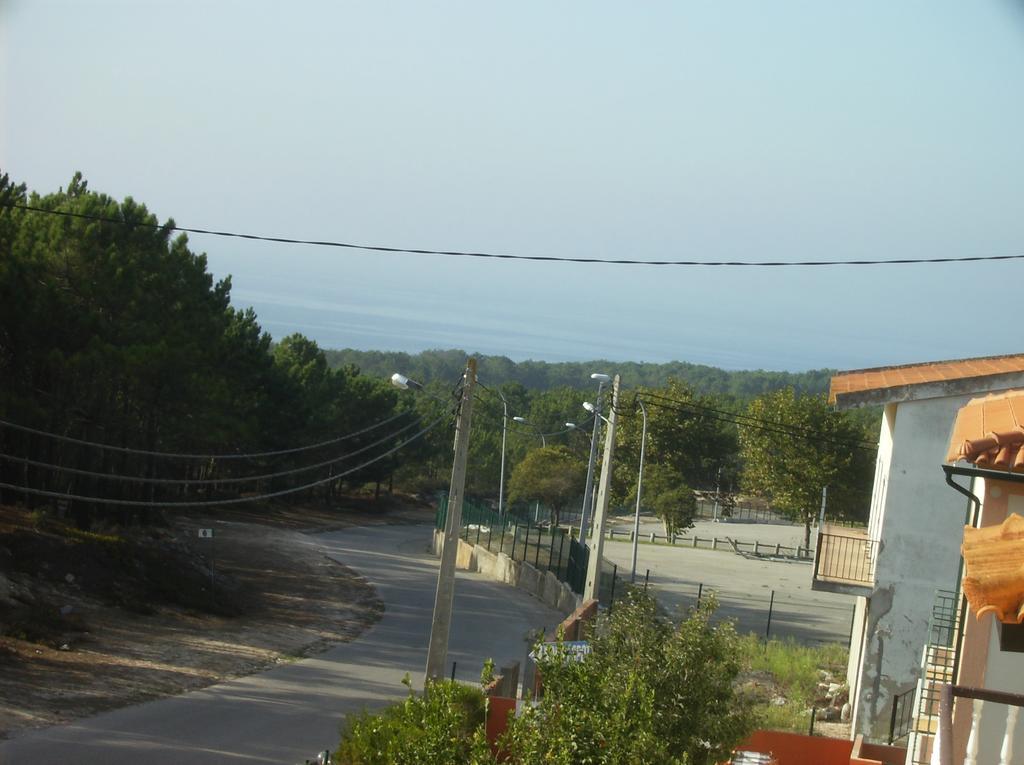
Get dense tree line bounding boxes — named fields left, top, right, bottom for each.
left=0, top=172, right=877, bottom=531
left=324, top=348, right=836, bottom=398
left=0, top=173, right=421, bottom=526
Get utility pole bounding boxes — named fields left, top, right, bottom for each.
left=584, top=374, right=619, bottom=601
left=424, top=357, right=476, bottom=686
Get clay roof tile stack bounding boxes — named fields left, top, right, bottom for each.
left=962, top=514, right=1024, bottom=624
left=946, top=390, right=1024, bottom=473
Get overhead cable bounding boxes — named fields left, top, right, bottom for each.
left=639, top=397, right=876, bottom=451
left=6, top=201, right=1022, bottom=268
left=0, top=411, right=452, bottom=507
left=0, top=408, right=415, bottom=461
left=0, top=411, right=437, bottom=485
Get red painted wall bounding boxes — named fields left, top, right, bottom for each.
left=736, top=730, right=854, bottom=765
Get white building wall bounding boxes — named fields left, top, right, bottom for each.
left=853, top=395, right=976, bottom=739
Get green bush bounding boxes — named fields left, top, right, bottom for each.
left=501, top=593, right=756, bottom=765
left=334, top=677, right=493, bottom=765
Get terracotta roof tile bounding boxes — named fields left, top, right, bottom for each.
left=828, top=353, right=1024, bottom=404
left=946, top=390, right=1024, bottom=470
left=961, top=514, right=1024, bottom=624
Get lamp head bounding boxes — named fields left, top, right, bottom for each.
left=565, top=422, right=577, bottom=429
left=391, top=372, right=422, bottom=391
left=590, top=373, right=611, bottom=384
left=513, top=416, right=527, bottom=424
left=582, top=402, right=596, bottom=414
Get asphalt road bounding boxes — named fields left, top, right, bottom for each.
left=0, top=524, right=563, bottom=765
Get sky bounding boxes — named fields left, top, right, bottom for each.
left=4, top=1, right=1024, bottom=372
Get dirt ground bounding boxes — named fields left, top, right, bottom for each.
left=0, top=496, right=432, bottom=738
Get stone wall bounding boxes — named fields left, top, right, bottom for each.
left=433, top=529, right=578, bottom=615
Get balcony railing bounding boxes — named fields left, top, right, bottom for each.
left=813, top=527, right=878, bottom=588
left=934, top=684, right=1024, bottom=765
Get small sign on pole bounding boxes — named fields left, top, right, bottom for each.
left=529, top=640, right=591, bottom=663
left=198, top=528, right=214, bottom=539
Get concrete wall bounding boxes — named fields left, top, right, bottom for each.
left=433, top=529, right=578, bottom=616
left=853, top=394, right=977, bottom=739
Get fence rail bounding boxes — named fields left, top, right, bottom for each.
left=605, top=527, right=812, bottom=559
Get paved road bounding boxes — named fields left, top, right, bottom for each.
left=1, top=524, right=562, bottom=765
left=601, top=515, right=856, bottom=645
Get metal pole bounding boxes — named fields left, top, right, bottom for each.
left=712, top=466, right=721, bottom=521
left=631, top=399, right=647, bottom=582
left=498, top=394, right=508, bottom=517
left=584, top=375, right=619, bottom=601
left=608, top=563, right=618, bottom=609
left=424, top=358, right=476, bottom=686
left=765, top=589, right=775, bottom=641
left=578, top=381, right=606, bottom=541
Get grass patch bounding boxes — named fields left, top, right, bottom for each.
left=736, top=635, right=848, bottom=733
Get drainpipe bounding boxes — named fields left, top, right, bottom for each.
left=940, top=463, right=984, bottom=691
left=941, top=464, right=981, bottom=528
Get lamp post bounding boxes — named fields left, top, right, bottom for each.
left=498, top=392, right=508, bottom=517
left=578, top=373, right=610, bottom=541
left=392, top=362, right=476, bottom=686
left=631, top=398, right=648, bottom=582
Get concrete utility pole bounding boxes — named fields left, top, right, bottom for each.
left=424, top=357, right=476, bottom=686
left=584, top=374, right=619, bottom=601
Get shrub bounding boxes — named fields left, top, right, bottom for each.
left=502, top=592, right=756, bottom=765
left=334, top=676, right=493, bottom=765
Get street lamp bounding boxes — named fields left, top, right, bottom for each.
left=390, top=372, right=423, bottom=391
left=498, top=392, right=509, bottom=517
left=578, top=373, right=611, bottom=541
left=631, top=398, right=648, bottom=582
left=391, top=363, right=477, bottom=686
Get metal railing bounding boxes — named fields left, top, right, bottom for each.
left=935, top=684, right=1024, bottom=765
left=889, top=686, right=917, bottom=745
left=909, top=589, right=964, bottom=765
left=813, top=531, right=878, bottom=586
left=436, top=495, right=625, bottom=606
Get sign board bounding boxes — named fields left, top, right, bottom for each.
left=529, top=640, right=591, bottom=663
left=198, top=528, right=214, bottom=539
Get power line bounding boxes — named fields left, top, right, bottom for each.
left=0, top=411, right=439, bottom=486
left=0, top=409, right=416, bottom=461
left=6, top=201, right=1023, bottom=268
left=0, top=411, right=452, bottom=508
left=638, top=396, right=876, bottom=451
left=634, top=390, right=875, bottom=448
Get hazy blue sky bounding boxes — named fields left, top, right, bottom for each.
left=5, top=1, right=1024, bottom=371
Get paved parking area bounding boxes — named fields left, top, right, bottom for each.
left=601, top=514, right=856, bottom=645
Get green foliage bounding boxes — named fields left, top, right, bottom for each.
left=324, top=349, right=835, bottom=399
left=627, top=463, right=697, bottom=536
left=738, top=389, right=875, bottom=546
left=613, top=382, right=739, bottom=505
left=0, top=173, right=420, bottom=520
left=506, top=446, right=586, bottom=526
left=334, top=678, right=493, bottom=765
left=502, top=593, right=756, bottom=765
